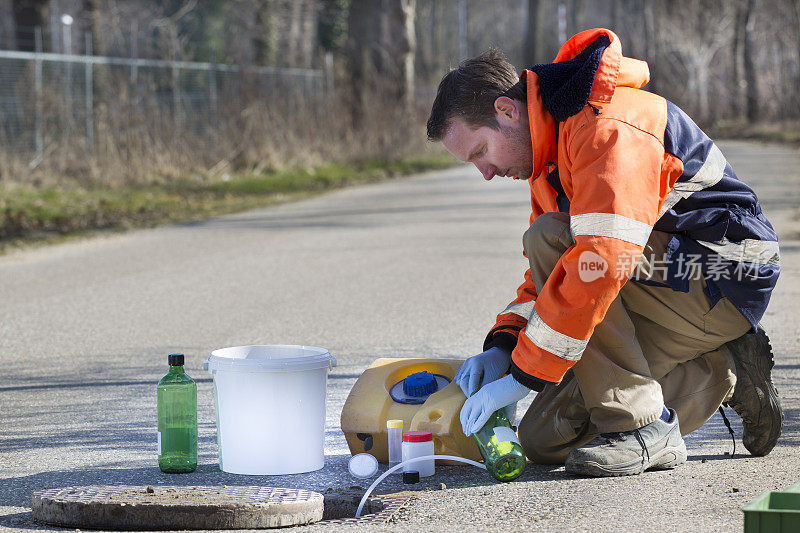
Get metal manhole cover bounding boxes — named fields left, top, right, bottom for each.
left=32, top=485, right=324, bottom=530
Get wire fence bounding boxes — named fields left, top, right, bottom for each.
left=0, top=47, right=329, bottom=168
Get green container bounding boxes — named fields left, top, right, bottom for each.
left=157, top=353, right=197, bottom=473
left=471, top=409, right=526, bottom=482
left=743, top=482, right=800, bottom=533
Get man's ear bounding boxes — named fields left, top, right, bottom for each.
left=494, top=96, right=520, bottom=123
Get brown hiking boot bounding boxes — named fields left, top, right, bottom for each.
left=724, top=329, right=783, bottom=456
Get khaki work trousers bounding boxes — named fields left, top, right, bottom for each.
left=517, top=212, right=751, bottom=464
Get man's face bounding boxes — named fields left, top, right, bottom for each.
left=441, top=97, right=533, bottom=181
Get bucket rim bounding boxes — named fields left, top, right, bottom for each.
left=206, top=344, right=337, bottom=373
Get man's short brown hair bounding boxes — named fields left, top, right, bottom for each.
left=426, top=48, right=525, bottom=141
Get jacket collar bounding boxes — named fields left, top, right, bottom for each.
left=524, top=69, right=557, bottom=181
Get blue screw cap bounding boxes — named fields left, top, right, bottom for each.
left=403, top=371, right=439, bottom=397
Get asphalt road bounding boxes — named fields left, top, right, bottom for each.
left=2, top=140, right=799, bottom=532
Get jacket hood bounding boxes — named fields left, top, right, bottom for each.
left=524, top=28, right=650, bottom=177
left=553, top=28, right=650, bottom=103
left=530, top=28, right=650, bottom=122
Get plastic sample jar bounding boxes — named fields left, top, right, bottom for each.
left=402, top=431, right=435, bottom=477
left=387, top=420, right=403, bottom=470
left=348, top=453, right=379, bottom=478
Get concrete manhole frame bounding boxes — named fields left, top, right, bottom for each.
left=31, top=485, right=413, bottom=529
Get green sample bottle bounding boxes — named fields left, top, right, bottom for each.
left=472, top=408, right=526, bottom=482
left=157, top=353, right=197, bottom=473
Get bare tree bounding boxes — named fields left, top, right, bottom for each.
left=253, top=2, right=279, bottom=66
left=524, top=0, right=541, bottom=65
left=570, top=0, right=585, bottom=34
left=661, top=0, right=736, bottom=124
left=794, top=0, right=800, bottom=64
left=387, top=0, right=416, bottom=108
left=743, top=0, right=759, bottom=122
left=0, top=0, right=15, bottom=50
left=731, top=0, right=746, bottom=117
left=347, top=0, right=416, bottom=125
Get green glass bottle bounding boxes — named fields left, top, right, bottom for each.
left=157, top=353, right=197, bottom=473
left=472, top=408, right=526, bottom=482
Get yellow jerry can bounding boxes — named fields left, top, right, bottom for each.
left=340, top=357, right=481, bottom=463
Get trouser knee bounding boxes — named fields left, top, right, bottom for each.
left=522, top=212, right=572, bottom=258
left=519, top=431, right=571, bottom=465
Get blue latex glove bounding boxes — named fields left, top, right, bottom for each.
left=454, top=347, right=511, bottom=397
left=460, top=374, right=531, bottom=435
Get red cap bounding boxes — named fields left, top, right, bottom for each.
left=402, top=431, right=433, bottom=443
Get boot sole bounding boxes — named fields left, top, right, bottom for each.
left=726, top=329, right=783, bottom=456
left=566, top=440, right=687, bottom=477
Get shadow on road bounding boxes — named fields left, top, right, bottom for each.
left=0, top=420, right=218, bottom=455
left=0, top=378, right=213, bottom=393
left=684, top=405, right=800, bottom=457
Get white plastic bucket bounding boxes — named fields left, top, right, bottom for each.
left=205, top=345, right=337, bottom=475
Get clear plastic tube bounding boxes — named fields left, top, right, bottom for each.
left=355, top=455, right=487, bottom=517
left=387, top=426, right=402, bottom=470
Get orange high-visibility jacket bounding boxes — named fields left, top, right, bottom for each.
left=484, top=29, right=779, bottom=391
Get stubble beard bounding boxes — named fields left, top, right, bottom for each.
left=500, top=123, right=534, bottom=180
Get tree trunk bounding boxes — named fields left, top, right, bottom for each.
left=347, top=0, right=415, bottom=125
left=317, top=0, right=349, bottom=54
left=743, top=0, right=759, bottom=122
left=300, top=0, right=317, bottom=68
left=731, top=0, right=745, bottom=118
left=0, top=0, right=15, bottom=50
left=82, top=0, right=105, bottom=56
left=286, top=0, right=302, bottom=67
left=346, top=0, right=377, bottom=127
left=382, top=0, right=416, bottom=109
left=642, top=0, right=658, bottom=94
left=569, top=0, right=584, bottom=36
left=610, top=0, right=620, bottom=33
left=254, top=2, right=278, bottom=66
left=524, top=0, right=540, bottom=65
left=696, top=54, right=711, bottom=123
left=792, top=0, right=800, bottom=116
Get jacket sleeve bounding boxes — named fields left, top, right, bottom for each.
left=483, top=268, right=538, bottom=355
left=510, top=114, right=665, bottom=390
left=483, top=171, right=558, bottom=364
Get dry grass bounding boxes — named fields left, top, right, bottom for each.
left=710, top=120, right=800, bottom=146
left=0, top=64, right=438, bottom=188
left=0, top=70, right=452, bottom=248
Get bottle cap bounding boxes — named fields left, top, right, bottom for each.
left=387, top=420, right=403, bottom=429
left=389, top=373, right=451, bottom=405
left=402, top=371, right=438, bottom=397
left=168, top=354, right=184, bottom=366
left=348, top=453, right=378, bottom=478
left=402, top=471, right=420, bottom=484
left=402, top=431, right=433, bottom=443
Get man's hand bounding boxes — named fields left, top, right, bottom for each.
left=460, top=374, right=530, bottom=435
left=454, top=347, right=512, bottom=397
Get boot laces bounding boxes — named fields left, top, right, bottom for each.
left=633, top=429, right=650, bottom=466
left=599, top=429, right=650, bottom=465
left=718, top=405, right=736, bottom=457
left=599, top=432, right=627, bottom=444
